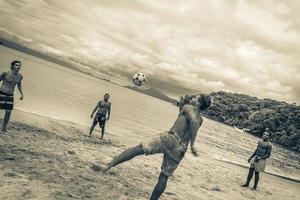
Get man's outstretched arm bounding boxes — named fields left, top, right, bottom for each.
left=17, top=77, right=24, bottom=100
left=181, top=106, right=202, bottom=156
left=107, top=105, right=111, bottom=121
left=90, top=103, right=99, bottom=118
left=248, top=145, right=258, bottom=163
left=0, top=72, right=6, bottom=82
left=189, top=119, right=202, bottom=156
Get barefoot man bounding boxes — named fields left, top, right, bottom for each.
left=103, top=94, right=212, bottom=200
left=89, top=93, right=111, bottom=139
left=241, top=128, right=272, bottom=190
left=0, top=60, right=24, bottom=132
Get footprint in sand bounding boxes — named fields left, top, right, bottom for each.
left=165, top=192, right=176, bottom=196
left=4, top=172, right=19, bottom=178
left=211, top=186, right=222, bottom=192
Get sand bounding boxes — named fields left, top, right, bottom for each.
left=0, top=110, right=299, bottom=200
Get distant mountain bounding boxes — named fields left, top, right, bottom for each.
left=0, top=38, right=115, bottom=84
left=0, top=38, right=76, bottom=70
left=124, top=86, right=178, bottom=105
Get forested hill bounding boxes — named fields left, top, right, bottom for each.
left=204, top=91, right=300, bottom=152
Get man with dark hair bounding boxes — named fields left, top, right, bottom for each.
left=241, top=128, right=272, bottom=190
left=102, top=94, right=212, bottom=200
left=89, top=93, right=111, bottom=139
left=0, top=60, right=24, bottom=132
left=177, top=95, right=193, bottom=111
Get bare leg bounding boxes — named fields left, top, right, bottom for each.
left=100, top=125, right=105, bottom=139
left=106, top=144, right=144, bottom=170
left=150, top=172, right=169, bottom=200
left=241, top=167, right=255, bottom=187
left=2, top=110, right=12, bottom=132
left=252, top=171, right=259, bottom=190
left=89, top=120, right=98, bottom=137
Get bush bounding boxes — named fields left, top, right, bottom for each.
left=203, top=91, right=300, bottom=152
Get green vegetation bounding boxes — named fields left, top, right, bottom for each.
left=203, top=91, right=300, bottom=152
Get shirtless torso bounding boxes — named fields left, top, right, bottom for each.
left=255, top=141, right=272, bottom=158
left=0, top=71, right=23, bottom=94
left=97, top=100, right=111, bottom=116
left=170, top=104, right=203, bottom=151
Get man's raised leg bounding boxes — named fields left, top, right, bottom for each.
left=150, top=172, right=169, bottom=200
left=105, top=144, right=145, bottom=170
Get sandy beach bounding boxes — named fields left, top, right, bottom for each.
left=1, top=0, right=300, bottom=199
left=0, top=45, right=299, bottom=200
left=0, top=109, right=299, bottom=200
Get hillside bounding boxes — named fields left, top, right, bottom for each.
left=203, top=91, right=300, bottom=152
left=0, top=38, right=76, bottom=70
left=124, top=86, right=178, bottom=105
left=0, top=39, right=119, bottom=85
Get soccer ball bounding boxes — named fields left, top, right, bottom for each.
left=132, top=73, right=146, bottom=86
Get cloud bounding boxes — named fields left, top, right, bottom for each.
left=0, top=0, right=299, bottom=103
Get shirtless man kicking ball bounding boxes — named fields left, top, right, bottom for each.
left=103, top=94, right=212, bottom=200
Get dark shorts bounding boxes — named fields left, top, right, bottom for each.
left=94, top=114, right=106, bottom=127
left=0, top=91, right=14, bottom=110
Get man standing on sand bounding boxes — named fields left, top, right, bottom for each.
left=0, top=60, right=24, bottom=132
left=89, top=93, right=111, bottom=139
left=102, top=94, right=212, bottom=200
left=241, top=128, right=272, bottom=190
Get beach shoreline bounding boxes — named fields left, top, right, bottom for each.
left=1, top=109, right=299, bottom=200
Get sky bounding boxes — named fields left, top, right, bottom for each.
left=0, top=0, right=299, bottom=103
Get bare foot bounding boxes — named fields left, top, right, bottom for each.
left=91, top=163, right=110, bottom=173
left=102, top=165, right=110, bottom=173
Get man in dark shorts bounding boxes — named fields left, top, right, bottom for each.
left=89, top=93, right=111, bottom=139
left=102, top=94, right=212, bottom=200
left=0, top=60, right=24, bottom=132
left=241, top=128, right=272, bottom=190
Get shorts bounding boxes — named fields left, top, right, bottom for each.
left=141, top=131, right=187, bottom=176
left=0, top=91, right=14, bottom=110
left=250, top=156, right=266, bottom=172
left=94, top=114, right=106, bottom=127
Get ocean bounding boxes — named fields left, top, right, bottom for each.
left=0, top=45, right=299, bottom=181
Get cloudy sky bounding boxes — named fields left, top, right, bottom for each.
left=0, top=0, right=299, bottom=103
